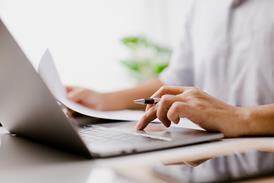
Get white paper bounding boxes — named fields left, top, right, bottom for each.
left=38, top=49, right=145, bottom=121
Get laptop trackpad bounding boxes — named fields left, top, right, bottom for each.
left=103, top=122, right=209, bottom=141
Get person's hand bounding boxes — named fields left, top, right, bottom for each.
left=66, top=86, right=127, bottom=111
left=136, top=86, right=249, bottom=137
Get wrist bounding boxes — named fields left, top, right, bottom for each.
left=221, top=106, right=252, bottom=137
left=234, top=107, right=254, bottom=136
left=107, top=90, right=146, bottom=110
left=104, top=91, right=135, bottom=110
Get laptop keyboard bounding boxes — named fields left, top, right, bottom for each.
left=79, top=125, right=168, bottom=148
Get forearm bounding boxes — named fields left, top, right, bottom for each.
left=105, top=78, right=163, bottom=110
left=243, top=104, right=274, bottom=136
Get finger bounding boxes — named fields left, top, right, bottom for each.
left=146, top=86, right=185, bottom=111
left=68, top=88, right=87, bottom=102
left=78, top=100, right=96, bottom=109
left=167, top=102, right=189, bottom=124
left=136, top=106, right=157, bottom=130
left=66, top=86, right=75, bottom=93
left=145, top=104, right=152, bottom=111
left=151, top=86, right=185, bottom=98
left=156, top=95, right=179, bottom=127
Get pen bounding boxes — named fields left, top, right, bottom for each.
left=134, top=98, right=161, bottom=105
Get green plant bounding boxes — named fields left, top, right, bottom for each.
left=120, top=35, right=171, bottom=81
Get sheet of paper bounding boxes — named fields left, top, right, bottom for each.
left=38, top=49, right=145, bottom=121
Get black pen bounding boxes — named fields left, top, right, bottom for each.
left=134, top=98, right=161, bottom=105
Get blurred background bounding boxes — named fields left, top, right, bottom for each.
left=0, top=0, right=191, bottom=91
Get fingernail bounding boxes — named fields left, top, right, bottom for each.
left=135, top=123, right=142, bottom=130
left=135, top=123, right=141, bottom=130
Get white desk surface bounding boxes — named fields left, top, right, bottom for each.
left=0, top=126, right=274, bottom=183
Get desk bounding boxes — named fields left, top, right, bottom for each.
left=0, top=127, right=274, bottom=183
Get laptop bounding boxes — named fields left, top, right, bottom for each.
left=0, top=17, right=224, bottom=158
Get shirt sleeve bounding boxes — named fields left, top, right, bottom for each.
left=160, top=2, right=194, bottom=86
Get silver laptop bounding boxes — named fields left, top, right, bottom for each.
left=0, top=17, right=224, bottom=158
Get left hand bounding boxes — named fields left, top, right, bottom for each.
left=136, top=86, right=249, bottom=137
left=66, top=86, right=126, bottom=111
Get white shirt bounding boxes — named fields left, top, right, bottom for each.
left=160, top=0, right=274, bottom=107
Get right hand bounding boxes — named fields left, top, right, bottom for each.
left=136, top=86, right=247, bottom=137
left=66, top=86, right=126, bottom=111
